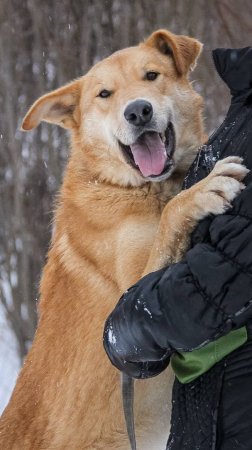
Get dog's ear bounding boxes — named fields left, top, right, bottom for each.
left=144, top=29, right=202, bottom=77
left=21, top=79, right=82, bottom=131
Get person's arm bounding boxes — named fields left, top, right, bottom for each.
left=104, top=183, right=252, bottom=379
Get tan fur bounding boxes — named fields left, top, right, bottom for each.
left=0, top=30, right=247, bottom=450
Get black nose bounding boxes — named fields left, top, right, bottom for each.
left=124, top=100, right=153, bottom=126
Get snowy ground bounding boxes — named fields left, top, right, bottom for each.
left=0, top=305, right=20, bottom=414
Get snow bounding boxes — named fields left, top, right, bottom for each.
left=0, top=304, right=20, bottom=414
left=108, top=327, right=117, bottom=345
left=143, top=306, right=152, bottom=318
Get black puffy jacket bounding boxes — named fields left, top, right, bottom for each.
left=104, top=48, right=252, bottom=449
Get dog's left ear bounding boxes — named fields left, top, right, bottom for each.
left=21, top=78, right=82, bottom=131
left=144, top=29, right=203, bottom=77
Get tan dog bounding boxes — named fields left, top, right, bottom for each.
left=0, top=30, right=247, bottom=450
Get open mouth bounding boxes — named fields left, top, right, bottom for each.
left=119, top=123, right=176, bottom=180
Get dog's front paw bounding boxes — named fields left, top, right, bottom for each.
left=193, top=156, right=249, bottom=219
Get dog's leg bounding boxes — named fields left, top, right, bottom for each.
left=143, top=156, right=248, bottom=275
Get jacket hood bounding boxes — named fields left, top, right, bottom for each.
left=184, top=46, right=252, bottom=190
left=213, top=47, right=252, bottom=101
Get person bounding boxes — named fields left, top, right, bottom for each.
left=103, top=47, right=252, bottom=449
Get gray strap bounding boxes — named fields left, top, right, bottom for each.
left=121, top=373, right=137, bottom=450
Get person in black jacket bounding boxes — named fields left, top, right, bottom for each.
left=104, top=47, right=252, bottom=449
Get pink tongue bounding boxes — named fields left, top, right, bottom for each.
left=130, top=132, right=167, bottom=177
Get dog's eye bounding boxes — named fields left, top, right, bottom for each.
left=145, top=71, right=159, bottom=81
left=98, top=90, right=111, bottom=98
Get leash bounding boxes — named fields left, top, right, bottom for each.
left=121, top=373, right=137, bottom=450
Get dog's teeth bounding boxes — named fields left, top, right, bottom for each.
left=160, top=133, right=166, bottom=143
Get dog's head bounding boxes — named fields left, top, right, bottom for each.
left=22, top=30, right=204, bottom=187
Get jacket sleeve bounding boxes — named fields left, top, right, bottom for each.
left=103, top=183, right=252, bottom=379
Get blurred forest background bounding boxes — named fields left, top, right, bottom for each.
left=0, top=0, right=252, bottom=411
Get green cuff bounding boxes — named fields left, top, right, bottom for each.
left=171, top=326, right=247, bottom=384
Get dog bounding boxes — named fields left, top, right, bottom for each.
left=0, top=29, right=247, bottom=450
